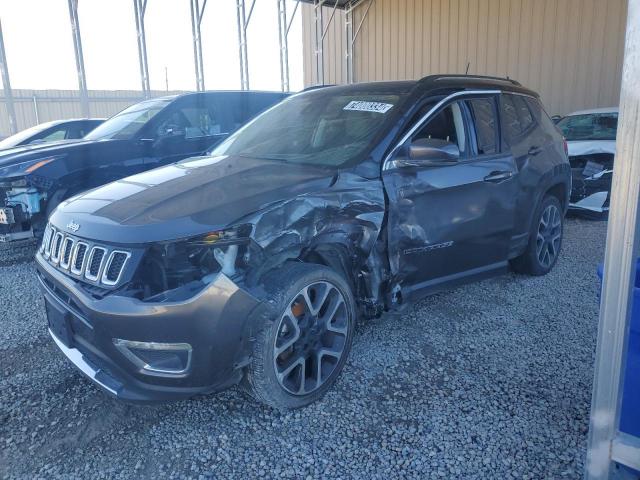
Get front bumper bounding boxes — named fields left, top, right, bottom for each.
left=35, top=251, right=261, bottom=403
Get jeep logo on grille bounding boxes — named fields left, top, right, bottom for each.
left=66, top=221, right=80, bottom=233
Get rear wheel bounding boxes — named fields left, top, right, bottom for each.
left=510, top=195, right=563, bottom=275
left=246, top=263, right=356, bottom=409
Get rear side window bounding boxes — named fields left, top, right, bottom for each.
left=500, top=93, right=537, bottom=145
left=513, top=96, right=534, bottom=131
left=525, top=97, right=558, bottom=134
left=28, top=127, right=67, bottom=144
left=500, top=94, right=521, bottom=141
left=466, top=97, right=498, bottom=155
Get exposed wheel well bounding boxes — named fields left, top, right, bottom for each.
left=301, top=245, right=356, bottom=291
left=545, top=183, right=567, bottom=210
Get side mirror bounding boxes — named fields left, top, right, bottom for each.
left=409, top=138, right=460, bottom=163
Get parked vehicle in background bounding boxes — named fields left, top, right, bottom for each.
left=0, top=119, right=105, bottom=151
left=36, top=75, right=570, bottom=409
left=0, top=91, right=288, bottom=241
left=557, top=107, right=618, bottom=217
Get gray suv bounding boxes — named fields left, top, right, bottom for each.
left=36, top=75, right=570, bottom=409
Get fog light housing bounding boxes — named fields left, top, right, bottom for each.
left=113, top=339, right=192, bottom=376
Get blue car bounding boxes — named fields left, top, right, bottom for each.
left=0, top=118, right=105, bottom=151
left=0, top=91, right=288, bottom=241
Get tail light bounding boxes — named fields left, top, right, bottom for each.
left=563, top=137, right=568, bottom=157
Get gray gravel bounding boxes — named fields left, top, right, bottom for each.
left=0, top=219, right=606, bottom=479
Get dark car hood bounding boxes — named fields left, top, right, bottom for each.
left=0, top=138, right=101, bottom=169
left=50, top=155, right=335, bottom=244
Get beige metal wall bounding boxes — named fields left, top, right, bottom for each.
left=0, top=89, right=185, bottom=139
left=302, top=0, right=627, bottom=115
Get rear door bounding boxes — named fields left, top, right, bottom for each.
left=383, top=93, right=518, bottom=296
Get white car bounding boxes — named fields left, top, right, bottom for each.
left=556, top=107, right=618, bottom=216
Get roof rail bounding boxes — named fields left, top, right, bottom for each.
left=421, top=74, right=522, bottom=87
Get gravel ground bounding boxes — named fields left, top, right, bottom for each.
left=0, top=219, right=606, bottom=479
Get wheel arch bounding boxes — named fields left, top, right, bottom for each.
left=544, top=181, right=568, bottom=212
left=301, top=241, right=356, bottom=291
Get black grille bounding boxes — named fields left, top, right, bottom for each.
left=88, top=249, right=105, bottom=277
left=62, top=240, right=74, bottom=266
left=45, top=228, right=55, bottom=253
left=105, top=252, right=128, bottom=283
left=73, top=244, right=87, bottom=271
left=52, top=234, right=63, bottom=260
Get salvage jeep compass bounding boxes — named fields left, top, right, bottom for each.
left=36, top=75, right=570, bottom=409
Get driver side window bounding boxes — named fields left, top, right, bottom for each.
left=156, top=104, right=220, bottom=139
left=411, top=101, right=467, bottom=156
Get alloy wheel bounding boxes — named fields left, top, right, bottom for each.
left=536, top=204, right=562, bottom=268
left=273, top=281, right=349, bottom=396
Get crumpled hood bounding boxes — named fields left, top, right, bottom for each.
left=50, top=154, right=335, bottom=244
left=567, top=140, right=616, bottom=157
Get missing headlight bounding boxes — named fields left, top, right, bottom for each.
left=130, top=225, right=254, bottom=302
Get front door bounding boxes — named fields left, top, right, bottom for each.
left=148, top=95, right=224, bottom=168
left=382, top=95, right=518, bottom=297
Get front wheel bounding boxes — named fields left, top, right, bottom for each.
left=510, top=195, right=563, bottom=276
left=246, top=263, right=356, bottom=409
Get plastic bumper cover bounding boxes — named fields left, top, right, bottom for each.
left=35, top=251, right=261, bottom=403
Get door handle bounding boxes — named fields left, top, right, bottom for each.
left=528, top=145, right=542, bottom=156
left=484, top=171, right=513, bottom=183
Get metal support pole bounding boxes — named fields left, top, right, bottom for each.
left=277, top=0, right=300, bottom=92
left=313, top=0, right=338, bottom=86
left=345, top=0, right=374, bottom=84
left=236, top=0, right=254, bottom=90
left=133, top=0, right=150, bottom=98
left=585, top=0, right=640, bottom=477
left=68, top=0, right=90, bottom=117
left=190, top=0, right=207, bottom=91
left=313, top=1, right=325, bottom=85
left=277, top=0, right=289, bottom=92
left=287, top=1, right=300, bottom=37
left=344, top=3, right=353, bottom=84
left=322, top=0, right=339, bottom=41
left=0, top=19, right=17, bottom=134
left=32, top=95, right=39, bottom=124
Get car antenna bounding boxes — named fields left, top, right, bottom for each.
left=465, top=62, right=470, bottom=75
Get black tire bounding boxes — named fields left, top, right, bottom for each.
left=246, top=262, right=356, bottom=410
left=510, top=195, right=564, bottom=276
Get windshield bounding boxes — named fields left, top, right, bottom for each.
left=0, top=121, right=58, bottom=149
left=210, top=92, right=402, bottom=167
left=557, top=112, right=618, bottom=141
left=85, top=98, right=171, bottom=140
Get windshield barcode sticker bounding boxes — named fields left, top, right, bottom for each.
left=343, top=101, right=394, bottom=114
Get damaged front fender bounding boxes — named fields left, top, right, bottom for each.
left=239, top=171, right=387, bottom=309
